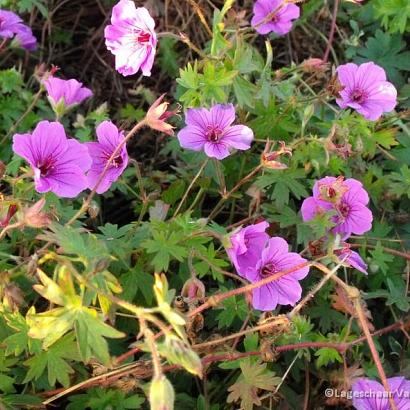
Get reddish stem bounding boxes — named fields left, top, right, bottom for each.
left=323, top=0, right=340, bottom=63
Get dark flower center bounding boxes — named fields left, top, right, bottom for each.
left=350, top=88, right=367, bottom=104
left=338, top=202, right=350, bottom=218
left=105, top=152, right=123, bottom=168
left=137, top=32, right=151, bottom=44
left=206, top=126, right=223, bottom=143
left=327, top=187, right=337, bottom=198
left=37, top=158, right=55, bottom=177
left=261, top=263, right=277, bottom=277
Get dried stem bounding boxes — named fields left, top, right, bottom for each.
left=350, top=243, right=410, bottom=261
left=353, top=294, right=398, bottom=410
left=323, top=0, right=340, bottom=63
left=289, top=259, right=345, bottom=318
left=42, top=318, right=410, bottom=403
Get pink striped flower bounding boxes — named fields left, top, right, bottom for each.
left=336, top=62, right=397, bottom=121
left=105, top=0, right=157, bottom=76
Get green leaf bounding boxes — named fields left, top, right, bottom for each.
left=315, top=347, right=343, bottom=368
left=233, top=76, right=257, bottom=108
left=3, top=311, right=42, bottom=356
left=75, top=308, right=124, bottom=365
left=0, top=394, right=42, bottom=410
left=23, top=334, right=80, bottom=387
left=162, top=179, right=187, bottom=205
left=210, top=0, right=235, bottom=56
left=373, top=0, right=410, bottom=33
left=369, top=241, right=395, bottom=274
left=227, top=359, right=281, bottom=410
left=216, top=293, right=248, bottom=328
left=353, top=30, right=410, bottom=86
left=67, top=388, right=144, bottom=410
left=143, top=231, right=188, bottom=272
left=0, top=69, right=22, bottom=94
left=39, top=223, right=111, bottom=269
left=256, top=168, right=309, bottom=208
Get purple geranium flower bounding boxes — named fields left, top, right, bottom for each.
left=43, top=76, right=92, bottom=115
left=336, top=245, right=368, bottom=274
left=251, top=0, right=300, bottom=36
left=105, top=0, right=157, bottom=76
left=177, top=104, right=254, bottom=160
left=301, top=177, right=373, bottom=239
left=0, top=9, right=37, bottom=50
left=44, top=76, right=92, bottom=107
left=352, top=377, right=410, bottom=410
left=0, top=10, right=23, bottom=38
left=226, top=221, right=269, bottom=277
left=12, top=121, right=91, bottom=198
left=86, top=121, right=128, bottom=194
left=15, top=26, right=37, bottom=50
left=336, top=62, right=397, bottom=121
left=245, top=237, right=309, bottom=311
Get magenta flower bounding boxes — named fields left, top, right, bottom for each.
left=301, top=177, right=373, bottom=239
left=12, top=121, right=91, bottom=198
left=43, top=76, right=92, bottom=115
left=336, top=245, right=368, bottom=274
left=251, top=0, right=300, bottom=36
left=352, top=377, right=410, bottom=410
left=15, top=26, right=37, bottom=51
left=86, top=121, right=128, bottom=194
left=245, top=237, right=309, bottom=311
left=0, top=10, right=23, bottom=38
left=177, top=104, right=254, bottom=160
left=0, top=9, right=37, bottom=50
left=226, top=221, right=269, bottom=277
left=336, top=62, right=397, bottom=121
left=104, top=0, right=157, bottom=76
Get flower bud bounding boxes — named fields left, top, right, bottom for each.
left=146, top=94, right=179, bottom=136
left=0, top=204, right=18, bottom=228
left=181, top=277, right=205, bottom=300
left=149, top=375, right=175, bottom=410
left=301, top=58, right=328, bottom=74
left=87, top=200, right=100, bottom=219
left=0, top=160, right=5, bottom=179
left=23, top=198, right=51, bottom=228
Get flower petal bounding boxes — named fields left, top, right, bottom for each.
left=221, top=125, right=254, bottom=150
left=177, top=125, right=206, bottom=151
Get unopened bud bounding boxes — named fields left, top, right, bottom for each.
left=149, top=375, right=175, bottom=410
left=88, top=201, right=100, bottom=219
left=3, top=283, right=25, bottom=311
left=0, top=160, right=5, bottom=179
left=23, top=198, right=51, bottom=228
left=162, top=336, right=203, bottom=377
left=0, top=204, right=18, bottom=228
left=181, top=277, right=205, bottom=300
left=301, top=58, right=329, bottom=74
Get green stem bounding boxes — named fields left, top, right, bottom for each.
left=173, top=158, right=209, bottom=217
